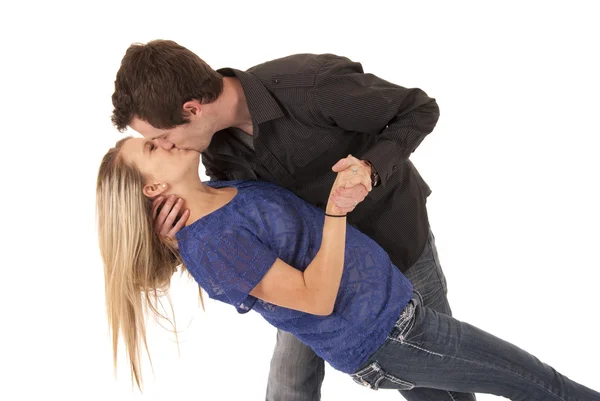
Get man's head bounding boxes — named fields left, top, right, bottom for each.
left=111, top=40, right=224, bottom=151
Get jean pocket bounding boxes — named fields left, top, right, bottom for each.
left=351, top=361, right=414, bottom=391
left=388, top=298, right=417, bottom=342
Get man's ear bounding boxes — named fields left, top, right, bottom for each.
left=143, top=182, right=168, bottom=198
left=183, top=100, right=202, bottom=118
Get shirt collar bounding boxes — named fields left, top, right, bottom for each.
left=217, top=68, right=284, bottom=134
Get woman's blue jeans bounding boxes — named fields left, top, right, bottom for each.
left=351, top=292, right=600, bottom=400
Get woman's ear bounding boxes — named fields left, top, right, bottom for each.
left=143, top=182, right=168, bottom=198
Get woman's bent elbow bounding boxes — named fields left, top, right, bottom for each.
left=311, top=302, right=334, bottom=316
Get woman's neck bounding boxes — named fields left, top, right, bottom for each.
left=174, top=183, right=238, bottom=227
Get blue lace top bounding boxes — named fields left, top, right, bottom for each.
left=176, top=180, right=413, bottom=374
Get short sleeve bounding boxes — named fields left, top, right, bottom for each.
left=198, top=227, right=278, bottom=313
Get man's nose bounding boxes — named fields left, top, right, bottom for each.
left=156, top=138, right=174, bottom=150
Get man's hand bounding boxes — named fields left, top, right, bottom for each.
left=151, top=195, right=190, bottom=248
left=330, top=154, right=372, bottom=214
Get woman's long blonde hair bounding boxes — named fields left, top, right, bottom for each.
left=96, top=138, right=199, bottom=390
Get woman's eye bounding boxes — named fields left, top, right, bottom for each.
left=150, top=144, right=155, bottom=151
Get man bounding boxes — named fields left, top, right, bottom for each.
left=111, top=39, right=474, bottom=401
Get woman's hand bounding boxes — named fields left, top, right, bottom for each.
left=328, top=154, right=372, bottom=215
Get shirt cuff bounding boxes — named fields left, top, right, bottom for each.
left=361, top=139, right=400, bottom=187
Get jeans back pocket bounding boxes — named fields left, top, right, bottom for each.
left=351, top=361, right=414, bottom=391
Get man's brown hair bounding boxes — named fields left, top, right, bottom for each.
left=111, top=40, right=224, bottom=131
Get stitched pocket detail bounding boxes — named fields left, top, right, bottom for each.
left=351, top=361, right=414, bottom=391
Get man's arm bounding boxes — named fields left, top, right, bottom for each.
left=314, top=55, right=440, bottom=188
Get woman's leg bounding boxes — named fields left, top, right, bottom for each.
left=352, top=295, right=600, bottom=400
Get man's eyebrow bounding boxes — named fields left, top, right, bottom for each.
left=149, top=132, right=168, bottom=141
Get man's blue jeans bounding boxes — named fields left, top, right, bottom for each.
left=265, top=230, right=476, bottom=401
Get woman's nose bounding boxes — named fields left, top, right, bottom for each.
left=156, top=138, right=174, bottom=150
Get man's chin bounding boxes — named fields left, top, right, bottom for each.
left=179, top=147, right=202, bottom=153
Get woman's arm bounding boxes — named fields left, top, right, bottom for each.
left=250, top=168, right=362, bottom=315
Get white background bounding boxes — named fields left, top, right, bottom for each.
left=1, top=1, right=598, bottom=399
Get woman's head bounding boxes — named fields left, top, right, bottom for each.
left=119, top=136, right=202, bottom=196
left=96, top=137, right=198, bottom=390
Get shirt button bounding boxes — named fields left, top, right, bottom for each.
left=272, top=79, right=280, bottom=84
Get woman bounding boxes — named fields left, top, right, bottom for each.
left=96, top=137, right=599, bottom=400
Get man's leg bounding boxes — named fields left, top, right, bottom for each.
left=265, top=329, right=325, bottom=401
left=401, top=229, right=476, bottom=401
